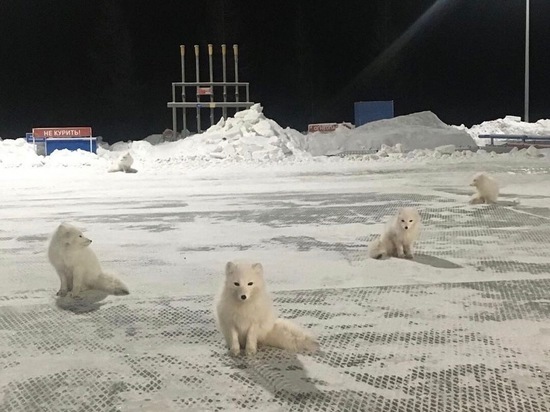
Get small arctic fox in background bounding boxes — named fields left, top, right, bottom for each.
left=368, top=207, right=421, bottom=260
left=108, top=152, right=137, bottom=173
left=48, top=223, right=130, bottom=298
left=215, top=261, right=319, bottom=356
left=469, top=172, right=498, bottom=204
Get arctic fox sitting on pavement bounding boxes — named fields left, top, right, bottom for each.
left=469, top=172, right=498, bottom=204
left=215, top=261, right=319, bottom=356
left=108, top=152, right=137, bottom=173
left=368, top=207, right=421, bottom=260
left=48, top=223, right=130, bottom=298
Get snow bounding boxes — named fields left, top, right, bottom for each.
left=3, top=106, right=550, bottom=170
left=134, top=103, right=310, bottom=164
left=296, top=111, right=476, bottom=156
left=1, top=102, right=549, bottom=295
left=455, top=115, right=550, bottom=146
left=1, top=105, right=550, bottom=410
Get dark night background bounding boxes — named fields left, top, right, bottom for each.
left=1, top=0, right=548, bottom=144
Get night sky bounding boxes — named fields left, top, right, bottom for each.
left=1, top=0, right=549, bottom=143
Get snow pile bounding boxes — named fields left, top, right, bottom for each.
left=142, top=129, right=181, bottom=145
left=46, top=148, right=108, bottom=168
left=131, top=104, right=310, bottom=164
left=0, top=138, right=44, bottom=167
left=456, top=115, right=550, bottom=146
left=1, top=107, right=549, bottom=170
left=294, top=111, right=477, bottom=156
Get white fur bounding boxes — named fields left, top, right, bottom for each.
left=48, top=223, right=130, bottom=298
left=108, top=152, right=137, bottom=173
left=469, top=172, right=498, bottom=204
left=368, top=207, right=421, bottom=259
left=214, top=261, right=318, bottom=356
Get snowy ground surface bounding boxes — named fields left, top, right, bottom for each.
left=1, top=153, right=550, bottom=411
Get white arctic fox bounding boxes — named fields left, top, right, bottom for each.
left=108, top=152, right=137, bottom=173
left=469, top=172, right=498, bottom=204
left=215, top=261, right=319, bottom=356
left=47, top=223, right=130, bottom=298
left=368, top=207, right=421, bottom=260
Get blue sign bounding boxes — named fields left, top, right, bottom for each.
left=354, top=101, right=394, bottom=127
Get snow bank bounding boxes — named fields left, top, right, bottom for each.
left=294, top=111, right=477, bottom=156
left=132, top=103, right=310, bottom=164
left=0, top=138, right=44, bottom=167
left=1, top=106, right=549, bottom=170
left=455, top=115, right=550, bottom=146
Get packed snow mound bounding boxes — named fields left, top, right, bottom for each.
left=294, top=111, right=477, bottom=156
left=142, top=129, right=182, bottom=145
left=1, top=107, right=548, bottom=169
left=0, top=138, right=44, bottom=167
left=455, top=115, right=550, bottom=147
left=131, top=104, right=310, bottom=163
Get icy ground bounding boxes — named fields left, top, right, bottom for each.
left=1, top=153, right=550, bottom=411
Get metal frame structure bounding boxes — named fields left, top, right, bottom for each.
left=168, top=44, right=254, bottom=134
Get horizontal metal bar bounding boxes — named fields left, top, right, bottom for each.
left=171, top=81, right=250, bottom=87
left=167, top=102, right=254, bottom=108
left=478, top=134, right=550, bottom=140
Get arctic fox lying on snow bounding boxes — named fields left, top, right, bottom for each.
left=215, top=261, right=319, bottom=356
left=48, top=223, right=130, bottom=298
left=469, top=172, right=498, bottom=204
left=108, top=152, right=137, bottom=173
left=368, top=207, right=421, bottom=260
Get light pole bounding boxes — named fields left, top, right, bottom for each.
left=524, top=0, right=529, bottom=122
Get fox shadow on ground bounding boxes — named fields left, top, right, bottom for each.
left=413, top=253, right=462, bottom=269
left=368, top=252, right=462, bottom=269
left=55, top=290, right=109, bottom=313
left=226, top=347, right=327, bottom=404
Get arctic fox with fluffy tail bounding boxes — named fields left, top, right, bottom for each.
left=215, top=261, right=319, bottom=356
left=108, top=152, right=137, bottom=173
left=368, top=207, right=421, bottom=259
left=48, top=223, right=130, bottom=298
left=469, top=172, right=498, bottom=204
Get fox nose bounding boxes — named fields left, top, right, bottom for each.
left=240, top=295, right=247, bottom=300
left=404, top=226, right=408, bottom=230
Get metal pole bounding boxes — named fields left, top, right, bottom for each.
left=233, top=44, right=239, bottom=105
left=221, top=44, right=227, bottom=119
left=524, top=0, right=530, bottom=123
left=172, top=83, right=177, bottom=134
left=194, top=44, right=201, bottom=132
left=180, top=45, right=187, bottom=136
left=208, top=43, right=214, bottom=127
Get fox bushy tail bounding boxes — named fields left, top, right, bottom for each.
left=263, top=319, right=318, bottom=352
left=368, top=238, right=386, bottom=259
left=95, top=272, right=130, bottom=295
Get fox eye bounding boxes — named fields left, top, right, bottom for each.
left=79, top=235, right=82, bottom=238
left=248, top=282, right=253, bottom=286
left=401, top=219, right=405, bottom=223
left=234, top=282, right=240, bottom=286
left=409, top=220, right=413, bottom=223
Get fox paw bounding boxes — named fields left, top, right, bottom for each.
left=397, top=253, right=406, bottom=259
left=404, top=253, right=414, bottom=260
left=245, top=347, right=257, bottom=356
left=56, top=289, right=68, bottom=297
left=229, top=347, right=240, bottom=357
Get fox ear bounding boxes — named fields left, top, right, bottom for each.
left=58, top=223, right=71, bottom=236
left=225, top=261, right=236, bottom=275
left=252, top=263, right=263, bottom=275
